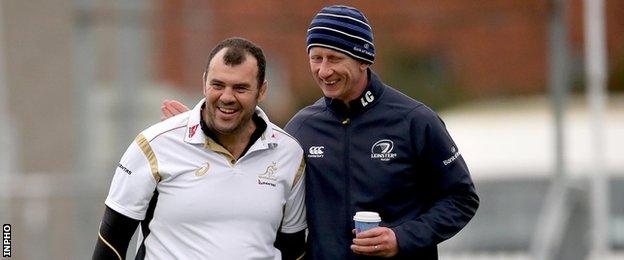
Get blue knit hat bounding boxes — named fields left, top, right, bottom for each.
left=306, top=5, right=375, bottom=64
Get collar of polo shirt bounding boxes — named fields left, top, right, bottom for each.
left=184, top=99, right=278, bottom=159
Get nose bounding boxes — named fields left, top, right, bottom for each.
left=318, top=61, right=333, bottom=79
left=219, top=87, right=236, bottom=103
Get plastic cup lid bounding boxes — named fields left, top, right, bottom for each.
left=353, top=211, right=381, bottom=222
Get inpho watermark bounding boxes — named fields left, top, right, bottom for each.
left=3, top=224, right=10, bottom=257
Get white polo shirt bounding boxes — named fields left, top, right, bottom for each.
left=105, top=99, right=306, bottom=260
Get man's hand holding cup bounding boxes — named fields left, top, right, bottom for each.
left=351, top=211, right=399, bottom=257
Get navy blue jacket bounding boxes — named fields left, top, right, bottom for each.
left=285, top=70, right=479, bottom=259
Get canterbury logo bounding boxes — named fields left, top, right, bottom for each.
left=308, top=146, right=324, bottom=158
left=309, top=146, right=324, bottom=155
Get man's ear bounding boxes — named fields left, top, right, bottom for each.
left=359, top=62, right=370, bottom=71
left=202, top=71, right=208, bottom=96
left=257, top=80, right=268, bottom=103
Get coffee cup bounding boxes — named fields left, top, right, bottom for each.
left=353, top=211, right=381, bottom=233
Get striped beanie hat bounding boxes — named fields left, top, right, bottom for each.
left=306, top=5, right=375, bottom=64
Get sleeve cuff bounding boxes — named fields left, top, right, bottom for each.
left=104, top=199, right=145, bottom=221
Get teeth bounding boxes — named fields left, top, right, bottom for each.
left=324, top=80, right=337, bottom=85
left=219, top=107, right=236, bottom=114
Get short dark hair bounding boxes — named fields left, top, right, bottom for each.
left=204, top=37, right=266, bottom=87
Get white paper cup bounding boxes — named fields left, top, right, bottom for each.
left=353, top=211, right=381, bottom=233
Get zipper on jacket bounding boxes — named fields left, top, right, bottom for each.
left=342, top=117, right=352, bottom=241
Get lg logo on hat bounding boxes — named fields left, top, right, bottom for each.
left=308, top=146, right=325, bottom=158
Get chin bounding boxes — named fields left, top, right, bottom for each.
left=321, top=90, right=340, bottom=99
left=213, top=122, right=238, bottom=134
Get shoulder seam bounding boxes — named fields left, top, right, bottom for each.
left=289, top=107, right=326, bottom=137
left=405, top=103, right=426, bottom=115
left=141, top=110, right=191, bottom=142
left=145, top=125, right=186, bottom=143
left=272, top=127, right=306, bottom=157
left=272, top=127, right=298, bottom=143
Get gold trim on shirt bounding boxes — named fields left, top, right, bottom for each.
left=135, top=134, right=161, bottom=182
left=205, top=137, right=236, bottom=165
left=292, top=158, right=305, bottom=191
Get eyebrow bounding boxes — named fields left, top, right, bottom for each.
left=233, top=83, right=252, bottom=89
left=209, top=79, right=225, bottom=85
left=209, top=79, right=252, bottom=88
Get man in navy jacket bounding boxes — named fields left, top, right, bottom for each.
left=283, top=5, right=479, bottom=259
left=161, top=5, right=479, bottom=259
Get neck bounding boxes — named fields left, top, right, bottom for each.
left=202, top=111, right=256, bottom=160
left=219, top=125, right=255, bottom=156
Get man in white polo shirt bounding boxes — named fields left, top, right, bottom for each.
left=93, top=37, right=306, bottom=260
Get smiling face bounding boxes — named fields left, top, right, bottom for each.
left=308, top=47, right=369, bottom=103
left=202, top=48, right=266, bottom=137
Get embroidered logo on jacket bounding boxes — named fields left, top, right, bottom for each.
left=258, top=162, right=278, bottom=186
left=371, top=139, right=397, bottom=161
left=443, top=146, right=461, bottom=166
left=360, top=90, right=375, bottom=107
left=308, top=146, right=325, bottom=158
